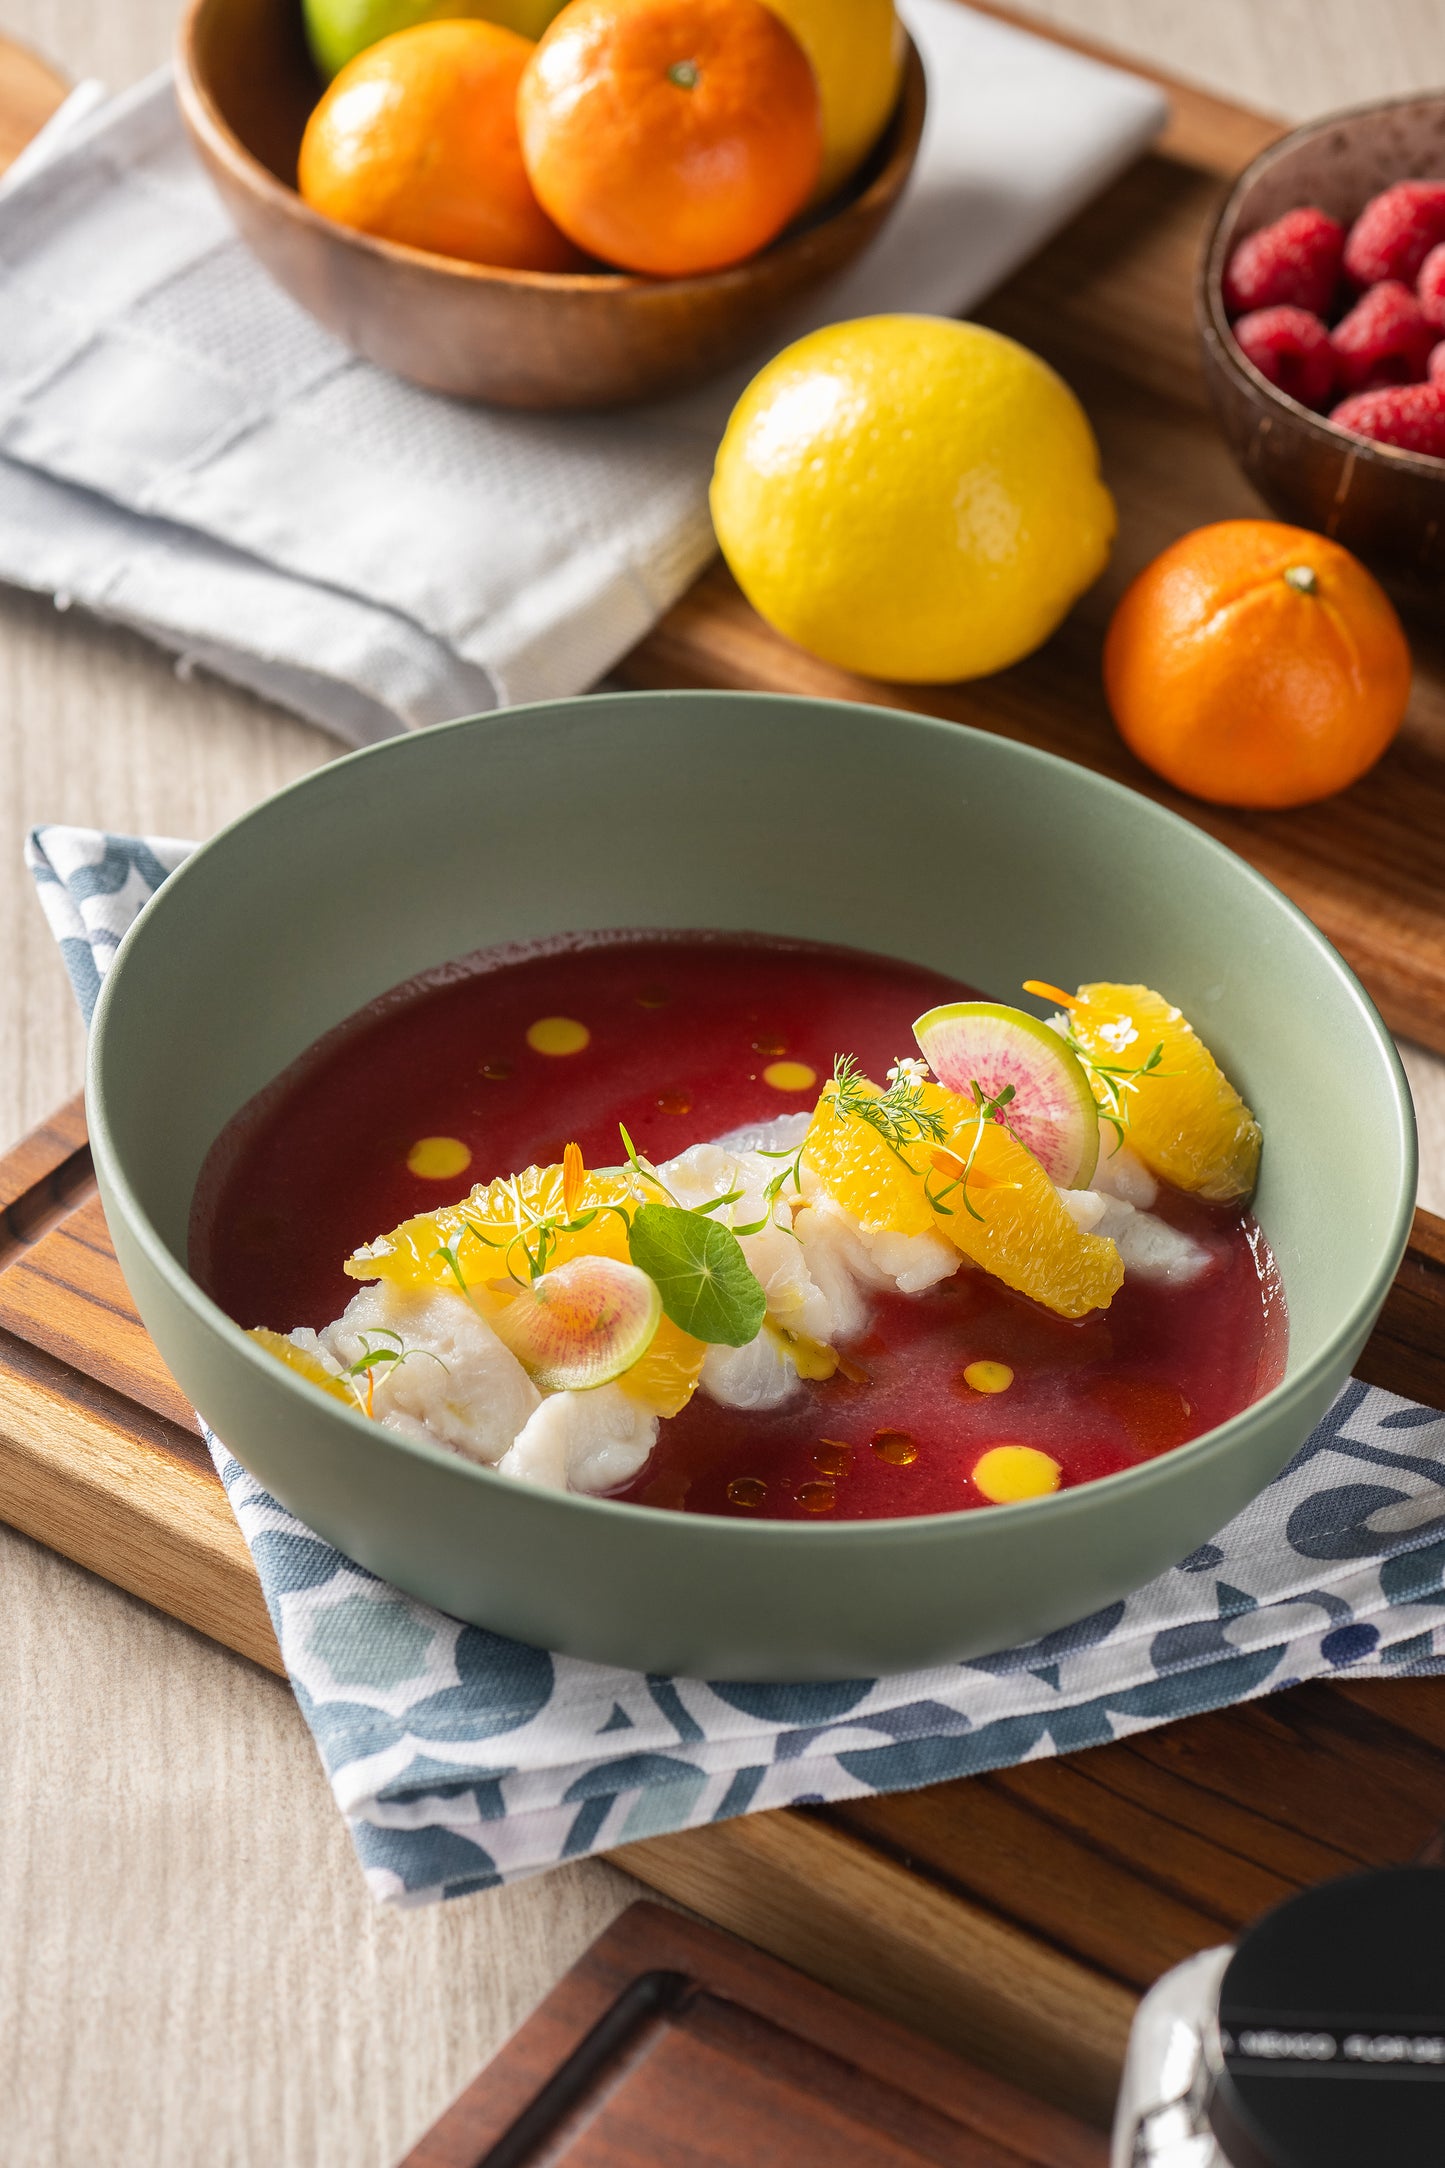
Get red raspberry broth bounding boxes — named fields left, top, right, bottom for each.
left=627, top=1194, right=1284, bottom=1522
left=193, top=931, right=1285, bottom=1524
left=195, top=931, right=966, bottom=1330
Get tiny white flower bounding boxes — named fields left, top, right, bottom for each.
left=1099, top=1017, right=1138, bottom=1054
left=886, top=1056, right=931, bottom=1087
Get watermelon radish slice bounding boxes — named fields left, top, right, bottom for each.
left=912, top=1002, right=1100, bottom=1188
left=489, top=1255, right=662, bottom=1392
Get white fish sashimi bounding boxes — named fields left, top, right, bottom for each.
left=320, top=1284, right=541, bottom=1465
left=701, top=1332, right=798, bottom=1410
left=713, top=1111, right=812, bottom=1155
left=284, top=1326, right=344, bottom=1375
left=1090, top=1130, right=1159, bottom=1208
left=497, top=1384, right=658, bottom=1494
left=793, top=1192, right=959, bottom=1330
left=1058, top=1190, right=1210, bottom=1285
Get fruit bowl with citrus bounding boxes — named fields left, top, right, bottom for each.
left=176, top=0, right=925, bottom=405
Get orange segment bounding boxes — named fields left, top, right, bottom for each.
left=249, top=1327, right=359, bottom=1408
left=615, top=1314, right=706, bottom=1418
left=347, top=1158, right=706, bottom=1415
left=931, top=1117, right=1124, bottom=1321
left=801, top=1074, right=940, bottom=1236
left=1070, top=983, right=1261, bottom=1203
left=803, top=1074, right=1123, bottom=1320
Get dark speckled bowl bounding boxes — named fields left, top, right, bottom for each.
left=1198, top=94, right=1445, bottom=577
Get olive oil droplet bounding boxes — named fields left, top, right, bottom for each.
left=752, top=1034, right=787, bottom=1058
left=813, top=1441, right=852, bottom=1477
left=797, top=1480, right=837, bottom=1513
left=871, top=1428, right=919, bottom=1466
left=962, top=1360, right=1014, bottom=1395
left=480, top=1058, right=514, bottom=1081
left=657, top=1089, right=693, bottom=1116
left=526, top=1016, right=590, bottom=1056
left=407, top=1136, right=472, bottom=1181
left=727, top=1476, right=767, bottom=1509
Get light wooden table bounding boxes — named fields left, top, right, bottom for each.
left=1, top=5, right=1443, bottom=2164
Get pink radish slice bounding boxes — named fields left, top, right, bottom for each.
left=912, top=1001, right=1100, bottom=1188
left=488, top=1254, right=662, bottom=1391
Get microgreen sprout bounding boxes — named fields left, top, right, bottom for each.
left=341, top=1327, right=448, bottom=1417
left=433, top=1146, right=625, bottom=1295
left=1020, top=980, right=1175, bottom=1154
left=1069, top=1037, right=1171, bottom=1152
left=829, top=1052, right=949, bottom=1164
left=925, top=1079, right=1022, bottom=1223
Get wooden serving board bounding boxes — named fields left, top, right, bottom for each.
left=4, top=14, right=1445, bottom=2141
left=398, top=1899, right=1105, bottom=2166
left=1, top=18, right=1443, bottom=1050
left=2, top=1095, right=1444, bottom=2131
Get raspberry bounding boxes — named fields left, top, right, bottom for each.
left=1431, top=341, right=1445, bottom=385
left=1231, top=305, right=1336, bottom=407
left=1330, top=381, right=1445, bottom=456
left=1418, top=240, right=1445, bottom=329
left=1343, top=179, right=1445, bottom=286
left=1329, top=280, right=1435, bottom=390
left=1222, top=206, right=1345, bottom=316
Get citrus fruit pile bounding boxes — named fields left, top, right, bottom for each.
left=297, top=0, right=904, bottom=275
left=1104, top=518, right=1411, bottom=809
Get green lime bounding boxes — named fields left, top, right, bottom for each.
left=302, top=0, right=565, bottom=80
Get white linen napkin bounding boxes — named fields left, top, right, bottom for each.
left=0, top=3, right=1165, bottom=741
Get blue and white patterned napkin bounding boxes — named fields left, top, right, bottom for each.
left=29, top=825, right=1445, bottom=1905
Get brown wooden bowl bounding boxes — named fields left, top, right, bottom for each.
left=175, top=0, right=926, bottom=410
left=1197, top=94, right=1445, bottom=580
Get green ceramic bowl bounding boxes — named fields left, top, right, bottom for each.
left=88, top=692, right=1417, bottom=1679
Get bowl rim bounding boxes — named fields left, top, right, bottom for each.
left=172, top=0, right=927, bottom=299
left=1197, top=88, right=1445, bottom=478
left=88, top=689, right=1420, bottom=1554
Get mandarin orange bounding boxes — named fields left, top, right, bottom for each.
left=298, top=19, right=585, bottom=270
left=1103, top=519, right=1410, bottom=809
left=517, top=0, right=822, bottom=276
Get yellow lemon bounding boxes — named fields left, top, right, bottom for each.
left=710, top=315, right=1116, bottom=683
left=762, top=0, right=905, bottom=203
left=303, top=0, right=564, bottom=80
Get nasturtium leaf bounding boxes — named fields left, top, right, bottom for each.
left=627, top=1204, right=767, bottom=1347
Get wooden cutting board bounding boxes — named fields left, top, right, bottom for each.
left=2, top=1093, right=1444, bottom=2131
left=4, top=13, right=1445, bottom=2139
left=398, top=1900, right=1105, bottom=2166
